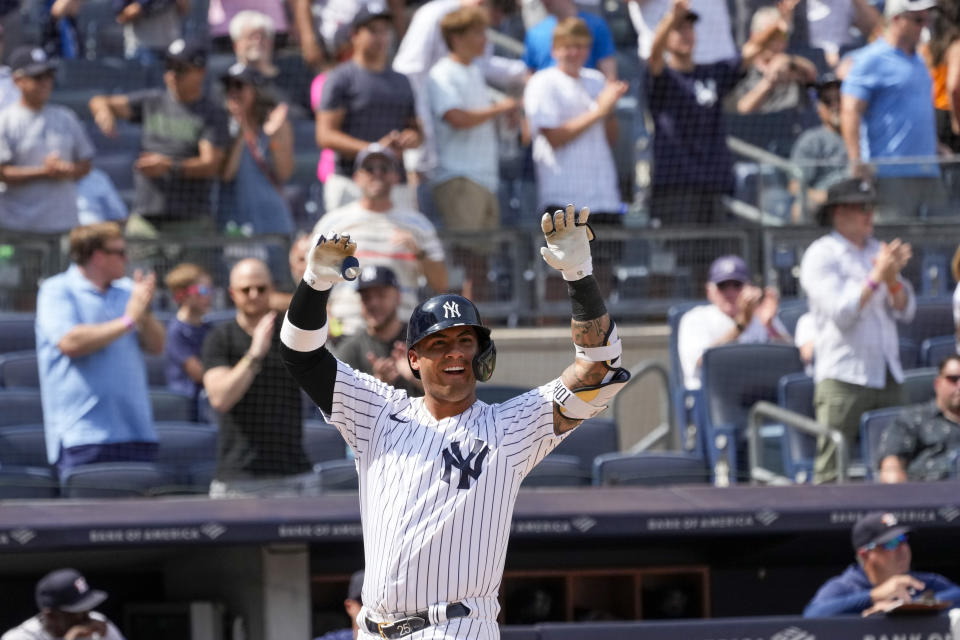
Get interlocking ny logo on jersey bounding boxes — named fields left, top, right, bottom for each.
left=443, top=301, right=461, bottom=318
left=441, top=439, right=489, bottom=489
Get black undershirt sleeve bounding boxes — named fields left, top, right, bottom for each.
left=280, top=281, right=338, bottom=415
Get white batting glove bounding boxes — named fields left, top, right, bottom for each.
left=540, top=204, right=595, bottom=281
left=303, top=233, right=360, bottom=291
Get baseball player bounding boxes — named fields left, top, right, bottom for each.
left=280, top=205, right=630, bottom=639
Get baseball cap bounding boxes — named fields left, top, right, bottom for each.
left=220, top=62, right=264, bottom=87
left=35, top=569, right=108, bottom=613
left=852, top=512, right=912, bottom=552
left=815, top=177, right=877, bottom=225
left=351, top=2, right=392, bottom=30
left=347, top=570, right=364, bottom=602
left=816, top=72, right=840, bottom=94
left=884, top=0, right=936, bottom=18
left=708, top=255, right=750, bottom=285
left=9, top=46, right=57, bottom=78
left=354, top=143, right=398, bottom=172
left=165, top=38, right=207, bottom=68
left=356, top=265, right=399, bottom=291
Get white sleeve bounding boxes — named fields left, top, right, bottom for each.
left=326, top=360, right=406, bottom=459
left=954, top=282, right=960, bottom=328
left=677, top=308, right=711, bottom=390
left=498, top=380, right=569, bottom=476
left=524, top=73, right=563, bottom=132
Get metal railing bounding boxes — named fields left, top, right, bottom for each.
left=747, top=401, right=848, bottom=485
left=610, top=359, right=673, bottom=453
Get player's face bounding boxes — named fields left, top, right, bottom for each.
left=935, top=359, right=960, bottom=416
left=40, top=609, right=91, bottom=637
left=409, top=326, right=479, bottom=401
left=860, top=536, right=912, bottom=585
left=360, top=285, right=400, bottom=331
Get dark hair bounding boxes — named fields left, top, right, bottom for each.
left=929, top=0, right=960, bottom=65
left=68, top=222, right=123, bottom=266
left=938, top=354, right=960, bottom=373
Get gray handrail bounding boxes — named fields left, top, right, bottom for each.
left=612, top=359, right=674, bottom=453
left=727, top=136, right=810, bottom=220
left=747, top=401, right=848, bottom=485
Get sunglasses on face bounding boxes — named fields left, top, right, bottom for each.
left=941, top=374, right=960, bottom=384
left=166, top=62, right=193, bottom=75
left=717, top=281, right=744, bottom=292
left=225, top=79, right=249, bottom=92
left=100, top=247, right=127, bottom=258
left=237, top=285, right=268, bottom=295
left=188, top=283, right=211, bottom=296
left=361, top=161, right=394, bottom=175
left=863, top=534, right=908, bottom=552
left=902, top=12, right=927, bottom=24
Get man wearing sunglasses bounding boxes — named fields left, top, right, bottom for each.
left=804, top=511, right=960, bottom=616
left=841, top=0, right=945, bottom=220
left=0, top=46, right=93, bottom=234
left=877, top=355, right=960, bottom=482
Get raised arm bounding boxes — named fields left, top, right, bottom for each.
left=540, top=205, right=631, bottom=435
left=279, top=234, right=360, bottom=414
left=649, top=0, right=688, bottom=77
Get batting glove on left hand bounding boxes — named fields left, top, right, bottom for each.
left=540, top=204, right=595, bottom=281
left=304, top=233, right=360, bottom=291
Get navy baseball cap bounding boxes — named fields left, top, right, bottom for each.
left=354, top=143, right=398, bottom=172
left=351, top=2, right=392, bottom=30
left=347, top=570, right=364, bottom=602
left=708, top=255, right=750, bottom=285
left=165, top=38, right=207, bottom=68
left=220, top=62, right=265, bottom=87
left=36, top=569, right=108, bottom=613
left=356, top=265, right=399, bottom=291
left=10, top=46, right=57, bottom=77
left=852, top=512, right=911, bottom=552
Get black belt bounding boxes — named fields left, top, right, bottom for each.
left=364, top=602, right=471, bottom=639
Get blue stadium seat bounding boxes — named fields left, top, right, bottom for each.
left=303, top=419, right=347, bottom=465
left=476, top=385, right=526, bottom=405
left=0, top=425, right=50, bottom=468
left=150, top=390, right=197, bottom=422
left=701, top=344, right=804, bottom=483
left=904, top=368, right=937, bottom=405
left=551, top=417, right=619, bottom=475
left=154, top=422, right=218, bottom=472
left=316, top=459, right=359, bottom=492
left=522, top=455, right=590, bottom=487
left=61, top=462, right=179, bottom=498
left=777, top=373, right=816, bottom=484
left=898, top=297, right=955, bottom=350
left=0, top=467, right=59, bottom=499
left=144, top=353, right=167, bottom=388
left=0, top=390, right=44, bottom=428
left=859, top=407, right=903, bottom=482
left=921, top=335, right=958, bottom=368
left=667, top=302, right=708, bottom=456
left=899, top=339, right=919, bottom=370
left=775, top=299, right=808, bottom=338
left=0, top=351, right=39, bottom=388
left=592, top=451, right=710, bottom=487
left=0, top=314, right=36, bottom=355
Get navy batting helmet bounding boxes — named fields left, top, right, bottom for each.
left=406, top=294, right=496, bottom=382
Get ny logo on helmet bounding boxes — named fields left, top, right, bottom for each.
left=443, top=301, right=461, bottom=319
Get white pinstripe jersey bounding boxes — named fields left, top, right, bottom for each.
left=322, top=359, right=570, bottom=636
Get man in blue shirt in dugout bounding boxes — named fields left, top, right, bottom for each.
left=804, top=511, right=960, bottom=617
left=35, top=222, right=165, bottom=475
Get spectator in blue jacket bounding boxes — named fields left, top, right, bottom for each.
left=804, top=511, right=960, bottom=617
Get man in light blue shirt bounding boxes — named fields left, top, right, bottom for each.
left=522, top=0, right=617, bottom=80
left=35, top=222, right=165, bottom=475
left=840, top=0, right=945, bottom=220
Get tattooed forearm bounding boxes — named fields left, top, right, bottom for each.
left=553, top=403, right=582, bottom=435
left=571, top=316, right=609, bottom=346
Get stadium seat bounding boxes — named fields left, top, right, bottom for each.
left=154, top=422, right=219, bottom=483
left=777, top=372, right=816, bottom=483
left=476, top=385, right=526, bottom=405
left=551, top=417, right=619, bottom=475
left=0, top=351, right=39, bottom=388
left=899, top=339, right=919, bottom=370
left=777, top=373, right=814, bottom=418
left=316, top=459, right=359, bottom=492
left=859, top=407, right=903, bottom=482
left=701, top=343, right=804, bottom=483
left=61, top=462, right=179, bottom=498
left=303, top=419, right=347, bottom=465
left=0, top=424, right=50, bottom=468
left=144, top=353, right=167, bottom=387
left=592, top=451, right=710, bottom=487
left=898, top=297, right=955, bottom=349
left=522, top=455, right=590, bottom=487
left=0, top=390, right=44, bottom=428
left=0, top=314, right=36, bottom=355
left=921, top=335, right=958, bottom=367
left=667, top=302, right=708, bottom=456
left=775, top=299, right=808, bottom=338
left=904, top=368, right=937, bottom=405
left=0, top=467, right=59, bottom=499
left=150, top=390, right=197, bottom=422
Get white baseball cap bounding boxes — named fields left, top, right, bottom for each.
left=884, top=0, right=937, bottom=19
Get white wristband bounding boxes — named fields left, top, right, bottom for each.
left=280, top=313, right=329, bottom=352
left=302, top=268, right=334, bottom=292
left=561, top=259, right=594, bottom=282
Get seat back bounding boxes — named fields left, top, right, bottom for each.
left=592, top=452, right=710, bottom=487
left=551, top=417, right=619, bottom=474
left=0, top=424, right=50, bottom=467
left=316, top=459, right=359, bottom=492
left=0, top=390, right=44, bottom=428
left=303, top=419, right=347, bottom=464
left=522, top=455, right=590, bottom=487
left=859, top=407, right=903, bottom=481
left=898, top=297, right=955, bottom=348
left=921, top=335, right=958, bottom=367
left=144, top=353, right=168, bottom=387
left=0, top=351, right=39, bottom=388
left=61, top=462, right=179, bottom=498
left=775, top=299, right=808, bottom=338
left=0, top=315, right=36, bottom=355
left=777, top=373, right=817, bottom=483
left=154, top=422, right=218, bottom=467
left=0, top=467, right=59, bottom=499
left=904, top=368, right=937, bottom=405
left=150, top=390, right=197, bottom=422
